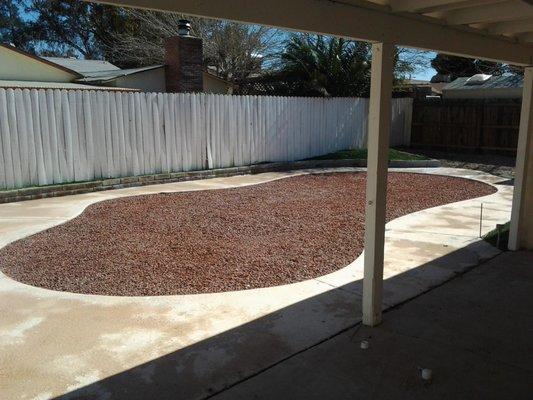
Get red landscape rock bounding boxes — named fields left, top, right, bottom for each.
left=0, top=172, right=495, bottom=296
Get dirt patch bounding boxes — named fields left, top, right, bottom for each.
left=399, top=148, right=516, bottom=178
left=0, top=172, right=496, bottom=296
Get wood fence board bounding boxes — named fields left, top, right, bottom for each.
left=411, top=98, right=520, bottom=155
left=0, top=89, right=412, bottom=189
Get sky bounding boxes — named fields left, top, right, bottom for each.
left=19, top=5, right=438, bottom=81
left=406, top=50, right=437, bottom=81
left=413, top=64, right=437, bottom=81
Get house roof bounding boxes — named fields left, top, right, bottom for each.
left=443, top=75, right=524, bottom=91
left=0, top=43, right=82, bottom=79
left=77, top=64, right=234, bottom=87
left=2, top=43, right=228, bottom=89
left=0, top=80, right=139, bottom=91
left=397, top=79, right=445, bottom=95
left=406, top=79, right=430, bottom=86
left=75, top=65, right=165, bottom=83
left=43, top=57, right=120, bottom=75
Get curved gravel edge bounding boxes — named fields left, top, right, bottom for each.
left=0, top=171, right=497, bottom=297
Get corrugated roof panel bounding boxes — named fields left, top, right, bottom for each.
left=76, top=65, right=165, bottom=83
left=0, top=80, right=139, bottom=91
left=43, top=57, right=121, bottom=75
left=443, top=75, right=523, bottom=91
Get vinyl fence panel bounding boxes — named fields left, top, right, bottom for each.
left=0, top=89, right=412, bottom=190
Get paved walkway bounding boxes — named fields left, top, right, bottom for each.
left=212, top=251, right=533, bottom=400
left=0, top=168, right=512, bottom=399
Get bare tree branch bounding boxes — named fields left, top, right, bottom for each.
left=105, top=9, right=283, bottom=83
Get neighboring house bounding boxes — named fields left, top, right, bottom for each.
left=397, top=79, right=446, bottom=99
left=0, top=44, right=79, bottom=83
left=0, top=43, right=132, bottom=91
left=202, top=69, right=235, bottom=95
left=442, top=74, right=523, bottom=99
left=47, top=59, right=168, bottom=93
left=0, top=22, right=233, bottom=94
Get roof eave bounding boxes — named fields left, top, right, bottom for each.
left=0, top=43, right=84, bottom=79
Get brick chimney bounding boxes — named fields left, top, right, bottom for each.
left=164, top=20, right=203, bottom=93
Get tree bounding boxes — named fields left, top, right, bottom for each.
left=507, top=65, right=524, bottom=76
left=9, top=1, right=283, bottom=82
left=27, top=0, right=127, bottom=59
left=105, top=9, right=282, bottom=82
left=394, top=47, right=431, bottom=81
left=247, top=34, right=427, bottom=97
left=431, top=53, right=506, bottom=81
left=257, top=34, right=372, bottom=97
left=0, top=0, right=33, bottom=51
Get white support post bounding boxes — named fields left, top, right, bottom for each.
left=509, top=67, right=533, bottom=251
left=362, top=42, right=394, bottom=327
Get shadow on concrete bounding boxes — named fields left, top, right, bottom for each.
left=496, top=179, right=514, bottom=186
left=52, top=244, right=507, bottom=400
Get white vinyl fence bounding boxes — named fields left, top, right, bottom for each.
left=0, top=88, right=412, bottom=190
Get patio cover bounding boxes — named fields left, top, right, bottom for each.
left=86, top=0, right=533, bottom=326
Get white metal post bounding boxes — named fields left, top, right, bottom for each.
left=362, top=42, right=394, bottom=327
left=509, top=67, right=533, bottom=250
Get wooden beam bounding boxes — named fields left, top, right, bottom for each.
left=389, top=0, right=465, bottom=12
left=424, top=0, right=506, bottom=13
left=519, top=32, right=533, bottom=42
left=442, top=1, right=533, bottom=25
left=91, top=0, right=533, bottom=65
left=362, top=42, right=394, bottom=327
left=487, top=18, right=533, bottom=35
left=391, top=0, right=504, bottom=14
left=509, top=67, right=533, bottom=250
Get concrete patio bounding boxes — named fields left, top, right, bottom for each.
left=0, top=167, right=514, bottom=399
left=213, top=250, right=533, bottom=400
left=1, top=0, right=531, bottom=396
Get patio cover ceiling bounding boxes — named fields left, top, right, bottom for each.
left=93, top=0, right=533, bottom=65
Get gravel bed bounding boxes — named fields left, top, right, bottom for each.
left=0, top=172, right=496, bottom=296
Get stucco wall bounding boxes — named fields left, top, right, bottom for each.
left=0, top=47, right=76, bottom=83
left=109, top=68, right=231, bottom=93
left=203, top=73, right=233, bottom=94
left=114, top=68, right=166, bottom=92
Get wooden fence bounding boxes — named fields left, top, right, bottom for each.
left=410, top=98, right=521, bottom=155
left=0, top=88, right=412, bottom=190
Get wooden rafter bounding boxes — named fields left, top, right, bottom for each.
left=389, top=0, right=505, bottom=14
left=519, top=32, right=533, bottom=42
left=486, top=18, right=533, bottom=35
left=388, top=0, right=470, bottom=12
left=437, top=1, right=533, bottom=26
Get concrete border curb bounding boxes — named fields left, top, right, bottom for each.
left=0, top=158, right=440, bottom=204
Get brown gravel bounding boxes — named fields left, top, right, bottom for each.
left=0, top=172, right=495, bottom=296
